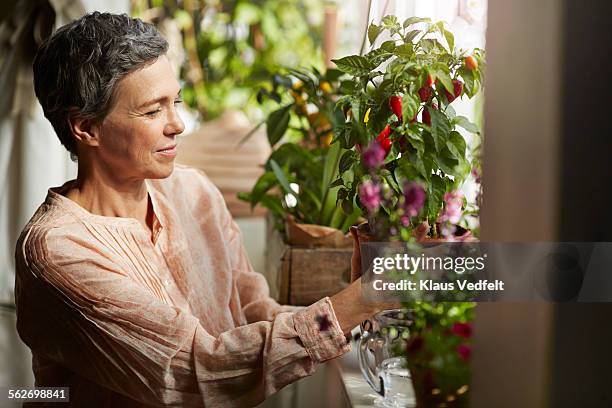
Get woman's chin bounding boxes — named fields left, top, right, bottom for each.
left=146, top=161, right=175, bottom=179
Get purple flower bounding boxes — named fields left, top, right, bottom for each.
left=451, top=322, right=473, bottom=338
left=457, top=344, right=471, bottom=361
left=362, top=141, right=386, bottom=170
left=439, top=191, right=464, bottom=224
left=358, top=180, right=381, bottom=213
left=402, top=181, right=426, bottom=217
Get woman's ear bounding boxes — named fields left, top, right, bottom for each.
left=66, top=112, right=100, bottom=147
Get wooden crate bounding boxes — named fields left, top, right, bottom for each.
left=265, top=219, right=352, bottom=306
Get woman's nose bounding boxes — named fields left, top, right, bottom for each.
left=165, top=107, right=185, bottom=136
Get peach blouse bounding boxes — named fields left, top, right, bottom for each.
left=14, top=165, right=350, bottom=407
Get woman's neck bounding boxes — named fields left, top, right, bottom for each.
left=66, top=166, right=152, bottom=233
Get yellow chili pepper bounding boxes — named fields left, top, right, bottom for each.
left=322, top=132, right=334, bottom=146
left=319, top=81, right=332, bottom=94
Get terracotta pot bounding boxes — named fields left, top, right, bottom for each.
left=349, top=223, right=374, bottom=282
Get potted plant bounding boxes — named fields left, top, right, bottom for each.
left=329, top=15, right=485, bottom=405
left=239, top=67, right=364, bottom=304
left=405, top=302, right=474, bottom=407
left=239, top=66, right=364, bottom=235
left=329, top=15, right=485, bottom=243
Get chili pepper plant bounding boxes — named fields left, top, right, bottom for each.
left=331, top=16, right=485, bottom=241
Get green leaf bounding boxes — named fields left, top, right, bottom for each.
left=382, top=15, right=399, bottom=32
left=437, top=149, right=462, bottom=177
left=420, top=39, right=445, bottom=53
left=380, top=40, right=396, bottom=52
left=395, top=43, right=414, bottom=59
left=266, top=143, right=316, bottom=173
left=458, top=67, right=476, bottom=97
left=402, top=93, right=420, bottom=123
left=329, top=177, right=345, bottom=188
left=444, top=105, right=457, bottom=120
left=404, top=29, right=421, bottom=43
left=324, top=69, right=344, bottom=82
left=368, top=23, right=382, bottom=45
left=269, top=159, right=295, bottom=198
left=433, top=69, right=453, bottom=94
left=266, top=104, right=292, bottom=147
left=429, top=108, right=451, bottom=152
left=443, top=28, right=455, bottom=52
left=319, top=143, right=343, bottom=226
left=405, top=128, right=425, bottom=155
left=342, top=199, right=354, bottom=215
left=397, top=158, right=423, bottom=182
left=402, top=16, right=430, bottom=29
left=365, top=48, right=393, bottom=68
left=426, top=173, right=446, bottom=222
left=248, top=172, right=279, bottom=208
left=453, top=116, right=480, bottom=133
left=258, top=194, right=285, bottom=218
left=446, top=131, right=467, bottom=159
left=331, top=55, right=374, bottom=76
left=339, top=150, right=357, bottom=174
left=339, top=205, right=362, bottom=232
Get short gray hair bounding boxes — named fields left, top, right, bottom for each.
left=33, top=12, right=169, bottom=156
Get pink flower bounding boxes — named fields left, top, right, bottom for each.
left=451, top=322, right=472, bottom=338
left=402, top=181, right=426, bottom=217
left=359, top=181, right=381, bottom=213
left=439, top=222, right=457, bottom=239
left=457, top=344, right=471, bottom=361
left=439, top=190, right=464, bottom=224
left=362, top=141, right=386, bottom=170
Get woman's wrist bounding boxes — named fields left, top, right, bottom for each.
left=329, top=283, right=378, bottom=335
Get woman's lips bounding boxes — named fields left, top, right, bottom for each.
left=156, top=145, right=177, bottom=157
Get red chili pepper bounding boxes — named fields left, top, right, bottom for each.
left=389, top=95, right=402, bottom=120
left=422, top=103, right=438, bottom=126
left=418, top=86, right=432, bottom=102
left=426, top=73, right=434, bottom=87
left=444, top=79, right=464, bottom=103
left=377, top=124, right=392, bottom=154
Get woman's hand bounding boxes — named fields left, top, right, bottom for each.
left=330, top=278, right=402, bottom=335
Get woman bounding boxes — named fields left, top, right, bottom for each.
left=15, top=12, right=393, bottom=407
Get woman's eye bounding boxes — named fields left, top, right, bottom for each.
left=145, top=109, right=161, bottom=117
left=174, top=99, right=183, bottom=105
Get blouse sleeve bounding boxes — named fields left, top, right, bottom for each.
left=206, top=173, right=304, bottom=323
left=15, top=227, right=350, bottom=408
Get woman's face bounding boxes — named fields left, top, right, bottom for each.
left=92, top=55, right=185, bottom=180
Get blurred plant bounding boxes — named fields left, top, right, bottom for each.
left=330, top=15, right=486, bottom=241
left=131, top=0, right=325, bottom=120
left=403, top=302, right=475, bottom=407
left=238, top=67, right=362, bottom=233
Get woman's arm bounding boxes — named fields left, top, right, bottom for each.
left=15, top=227, right=350, bottom=407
